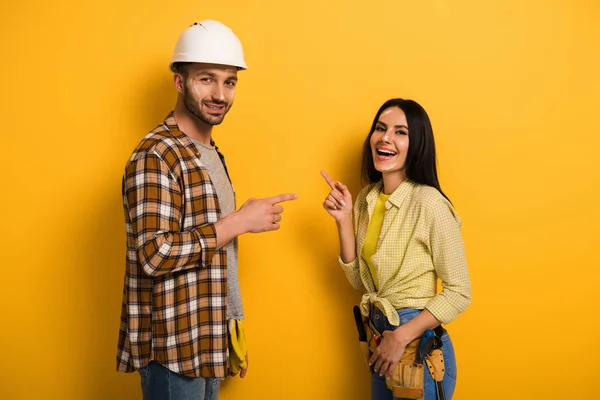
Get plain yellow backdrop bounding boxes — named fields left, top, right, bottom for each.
left=1, top=0, right=599, bottom=399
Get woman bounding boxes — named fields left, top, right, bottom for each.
left=321, top=99, right=471, bottom=399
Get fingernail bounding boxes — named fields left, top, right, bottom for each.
left=340, top=200, right=346, bottom=206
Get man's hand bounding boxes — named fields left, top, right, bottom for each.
left=237, top=194, right=297, bottom=233
left=227, top=352, right=249, bottom=378
left=240, top=352, right=249, bottom=378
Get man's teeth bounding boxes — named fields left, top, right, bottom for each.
left=206, top=104, right=222, bottom=109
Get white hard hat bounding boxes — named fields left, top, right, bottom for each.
left=169, top=20, right=247, bottom=71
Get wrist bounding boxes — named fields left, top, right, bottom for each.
left=335, top=215, right=352, bottom=227
left=227, top=210, right=248, bottom=236
left=393, top=326, right=412, bottom=346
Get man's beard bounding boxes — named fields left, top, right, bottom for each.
left=183, top=84, right=231, bottom=126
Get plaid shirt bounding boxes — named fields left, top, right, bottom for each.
left=116, top=112, right=229, bottom=378
left=339, top=180, right=472, bottom=326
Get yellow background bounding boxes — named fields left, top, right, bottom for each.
left=1, top=0, right=599, bottom=399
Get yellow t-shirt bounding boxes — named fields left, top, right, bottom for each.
left=361, top=191, right=390, bottom=291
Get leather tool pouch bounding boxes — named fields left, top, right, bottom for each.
left=362, top=317, right=444, bottom=399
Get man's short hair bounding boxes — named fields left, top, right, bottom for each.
left=172, top=62, right=193, bottom=77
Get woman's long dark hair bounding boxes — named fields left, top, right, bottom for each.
left=361, top=98, right=450, bottom=202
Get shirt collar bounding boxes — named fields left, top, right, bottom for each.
left=163, top=111, right=219, bottom=156
left=366, top=179, right=414, bottom=209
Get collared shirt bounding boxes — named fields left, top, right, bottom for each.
left=339, top=180, right=472, bottom=326
left=117, top=112, right=229, bottom=378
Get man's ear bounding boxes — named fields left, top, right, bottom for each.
left=173, top=74, right=185, bottom=94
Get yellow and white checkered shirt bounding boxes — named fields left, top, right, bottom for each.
left=339, top=180, right=471, bottom=326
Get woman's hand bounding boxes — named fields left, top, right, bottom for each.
left=369, top=328, right=409, bottom=380
left=321, top=170, right=352, bottom=223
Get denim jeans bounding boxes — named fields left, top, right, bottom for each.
left=370, top=308, right=457, bottom=400
left=139, top=361, right=221, bottom=400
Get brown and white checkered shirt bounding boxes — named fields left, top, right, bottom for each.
left=116, top=112, right=229, bottom=378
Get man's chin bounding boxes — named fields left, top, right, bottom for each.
left=204, top=116, right=225, bottom=126
left=194, top=112, right=226, bottom=126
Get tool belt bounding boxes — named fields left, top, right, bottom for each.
left=355, top=307, right=446, bottom=399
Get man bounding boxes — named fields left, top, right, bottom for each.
left=116, top=20, right=296, bottom=399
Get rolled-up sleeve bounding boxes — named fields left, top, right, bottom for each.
left=124, top=150, right=217, bottom=277
left=338, top=256, right=362, bottom=289
left=424, top=199, right=472, bottom=324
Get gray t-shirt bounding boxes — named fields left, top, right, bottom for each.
left=193, top=140, right=243, bottom=320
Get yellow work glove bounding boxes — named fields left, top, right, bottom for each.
left=228, top=319, right=247, bottom=375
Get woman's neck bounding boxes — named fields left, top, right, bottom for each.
left=381, top=170, right=407, bottom=195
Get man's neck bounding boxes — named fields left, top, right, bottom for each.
left=173, top=101, right=213, bottom=145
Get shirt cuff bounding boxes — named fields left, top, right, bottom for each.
left=195, top=223, right=217, bottom=267
left=424, top=296, right=460, bottom=325
left=338, top=255, right=358, bottom=271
